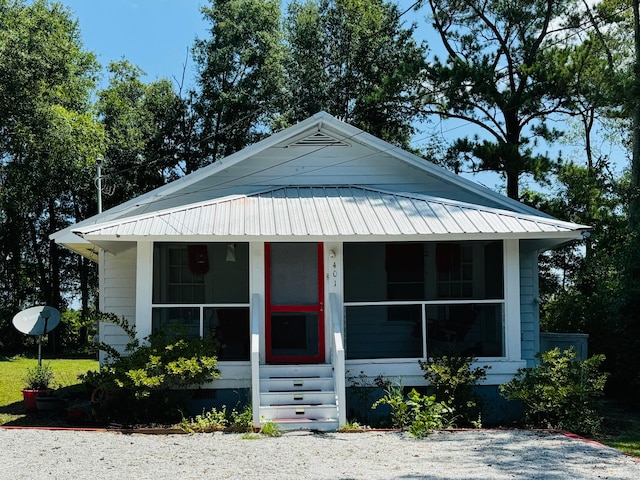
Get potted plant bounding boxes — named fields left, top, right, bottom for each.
left=22, top=363, right=54, bottom=412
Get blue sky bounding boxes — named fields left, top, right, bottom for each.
left=62, top=0, right=209, bottom=87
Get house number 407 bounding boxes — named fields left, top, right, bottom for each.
left=331, top=262, right=338, bottom=287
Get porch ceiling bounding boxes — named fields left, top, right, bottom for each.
left=72, top=186, right=588, bottom=240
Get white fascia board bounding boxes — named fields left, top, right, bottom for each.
left=80, top=230, right=585, bottom=245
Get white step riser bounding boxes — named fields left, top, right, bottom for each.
left=260, top=405, right=338, bottom=421
left=261, top=378, right=334, bottom=392
left=261, top=391, right=336, bottom=406
left=260, top=365, right=333, bottom=379
left=276, top=420, right=340, bottom=432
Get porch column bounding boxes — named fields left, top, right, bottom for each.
left=250, top=242, right=265, bottom=428
left=503, top=239, right=522, bottom=361
left=135, top=241, right=154, bottom=341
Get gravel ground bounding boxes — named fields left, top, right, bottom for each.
left=1, top=428, right=639, bottom=480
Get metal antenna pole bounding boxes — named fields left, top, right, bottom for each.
left=96, top=157, right=103, bottom=214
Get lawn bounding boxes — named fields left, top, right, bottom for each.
left=596, top=400, right=640, bottom=458
left=0, top=356, right=98, bottom=425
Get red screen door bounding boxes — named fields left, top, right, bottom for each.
left=266, top=242, right=324, bottom=363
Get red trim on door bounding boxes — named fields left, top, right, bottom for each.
left=265, top=243, right=325, bottom=364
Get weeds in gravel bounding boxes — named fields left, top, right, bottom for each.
left=259, top=420, right=282, bottom=437
left=180, top=404, right=253, bottom=433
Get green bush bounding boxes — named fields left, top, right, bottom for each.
left=227, top=404, right=253, bottom=433
left=24, top=363, right=55, bottom=390
left=372, top=379, right=451, bottom=437
left=419, top=355, right=488, bottom=427
left=80, top=313, right=220, bottom=423
left=180, top=407, right=228, bottom=433
left=500, top=347, right=608, bottom=436
left=407, top=390, right=452, bottom=438
left=180, top=404, right=253, bottom=433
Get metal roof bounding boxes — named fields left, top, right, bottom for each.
left=74, top=186, right=587, bottom=239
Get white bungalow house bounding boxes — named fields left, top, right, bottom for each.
left=52, top=112, right=587, bottom=430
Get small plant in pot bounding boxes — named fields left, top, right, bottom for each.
left=22, top=363, right=55, bottom=412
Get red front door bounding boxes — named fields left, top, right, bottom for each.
left=265, top=242, right=324, bottom=363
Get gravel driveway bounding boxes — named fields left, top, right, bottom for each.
left=1, top=428, right=639, bottom=479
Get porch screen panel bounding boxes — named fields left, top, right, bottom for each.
left=152, top=243, right=250, bottom=357
left=152, top=307, right=200, bottom=338
left=203, top=307, right=250, bottom=361
left=345, top=305, right=423, bottom=359
left=426, top=303, right=504, bottom=357
left=153, top=243, right=249, bottom=304
left=344, top=241, right=505, bottom=360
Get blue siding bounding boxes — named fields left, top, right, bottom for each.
left=519, top=250, right=540, bottom=366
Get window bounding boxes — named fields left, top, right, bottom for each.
left=344, top=241, right=504, bottom=359
left=152, top=243, right=250, bottom=361
left=436, top=243, right=473, bottom=298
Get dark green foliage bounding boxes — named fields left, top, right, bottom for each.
left=80, top=313, right=220, bottom=423
left=193, top=0, right=285, bottom=162
left=96, top=60, right=188, bottom=208
left=500, top=348, right=608, bottom=436
left=419, top=355, right=488, bottom=427
left=531, top=161, right=640, bottom=402
left=283, top=0, right=425, bottom=148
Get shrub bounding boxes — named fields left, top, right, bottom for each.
left=180, top=407, right=227, bottom=433
left=500, top=347, right=608, bottom=436
left=80, top=313, right=220, bottom=423
left=419, top=355, right=488, bottom=427
left=227, top=404, right=253, bottom=433
left=371, top=379, right=412, bottom=428
left=180, top=404, right=253, bottom=433
left=24, top=363, right=55, bottom=390
left=407, top=390, right=451, bottom=438
left=372, top=379, right=451, bottom=437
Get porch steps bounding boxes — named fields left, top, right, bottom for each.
left=259, top=364, right=339, bottom=432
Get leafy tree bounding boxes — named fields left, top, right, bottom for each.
left=417, top=0, right=586, bottom=199
left=96, top=60, right=188, bottom=209
left=283, top=0, right=425, bottom=147
left=0, top=0, right=102, bottom=352
left=192, top=0, right=286, bottom=163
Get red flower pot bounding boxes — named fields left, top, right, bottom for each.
left=22, top=389, right=51, bottom=413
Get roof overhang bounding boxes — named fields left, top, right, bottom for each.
left=68, top=186, right=588, bottom=259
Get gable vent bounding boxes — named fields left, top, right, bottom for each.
left=288, top=132, right=350, bottom=147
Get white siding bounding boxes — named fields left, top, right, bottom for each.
left=99, top=247, right=136, bottom=362
left=519, top=249, right=540, bottom=366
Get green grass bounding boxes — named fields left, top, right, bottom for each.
left=0, top=356, right=98, bottom=425
left=602, top=419, right=640, bottom=458
left=596, top=401, right=640, bottom=458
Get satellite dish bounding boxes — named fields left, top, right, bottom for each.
left=12, top=306, right=61, bottom=336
